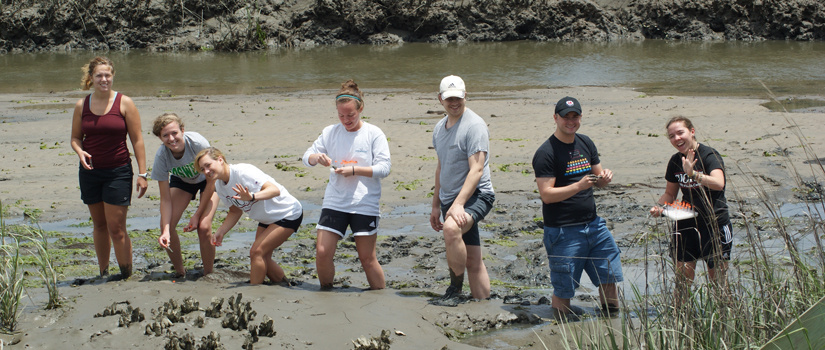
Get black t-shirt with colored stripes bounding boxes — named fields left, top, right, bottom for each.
left=532, top=134, right=600, bottom=227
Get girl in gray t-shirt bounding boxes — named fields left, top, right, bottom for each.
left=150, top=113, right=219, bottom=278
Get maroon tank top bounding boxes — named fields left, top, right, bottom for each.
left=81, top=93, right=131, bottom=169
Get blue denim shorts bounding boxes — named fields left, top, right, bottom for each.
left=543, top=217, right=623, bottom=299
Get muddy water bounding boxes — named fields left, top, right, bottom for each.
left=2, top=41, right=824, bottom=99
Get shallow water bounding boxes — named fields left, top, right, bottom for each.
left=779, top=201, right=825, bottom=219
left=2, top=41, right=824, bottom=99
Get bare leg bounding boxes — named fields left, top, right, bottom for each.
left=315, top=230, right=340, bottom=289
left=675, top=260, right=697, bottom=307
left=249, top=224, right=293, bottom=285
left=708, top=261, right=728, bottom=286
left=166, top=232, right=184, bottom=275
left=598, top=283, right=619, bottom=308
left=196, top=191, right=219, bottom=274
left=103, top=203, right=132, bottom=278
left=166, top=188, right=192, bottom=276
left=354, top=235, right=385, bottom=290
left=465, top=244, right=490, bottom=299
left=552, top=295, right=574, bottom=320
left=88, top=202, right=111, bottom=276
left=442, top=215, right=469, bottom=287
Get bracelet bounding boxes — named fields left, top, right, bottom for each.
left=352, top=166, right=355, bottom=176
left=251, top=193, right=256, bottom=201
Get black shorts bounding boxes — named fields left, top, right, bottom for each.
left=670, top=219, right=733, bottom=269
left=440, top=190, right=495, bottom=246
left=258, top=213, right=303, bottom=232
left=79, top=163, right=133, bottom=206
left=317, top=208, right=379, bottom=238
left=169, top=175, right=207, bottom=200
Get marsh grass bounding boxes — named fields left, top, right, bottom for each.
left=553, top=111, right=825, bottom=348
left=0, top=200, right=62, bottom=332
left=0, top=200, right=25, bottom=333
left=24, top=225, right=61, bottom=309
left=0, top=236, right=25, bottom=333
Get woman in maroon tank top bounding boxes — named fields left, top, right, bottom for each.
left=70, top=57, right=148, bottom=280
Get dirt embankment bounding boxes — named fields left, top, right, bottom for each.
left=1, top=0, right=823, bottom=52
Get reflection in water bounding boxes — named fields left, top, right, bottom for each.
left=2, top=41, right=824, bottom=98
left=760, top=98, right=825, bottom=113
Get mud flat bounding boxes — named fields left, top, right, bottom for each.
left=1, top=87, right=824, bottom=348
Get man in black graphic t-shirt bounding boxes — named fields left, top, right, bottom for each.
left=531, top=96, right=624, bottom=320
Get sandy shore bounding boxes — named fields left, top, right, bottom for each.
left=1, top=87, right=823, bottom=348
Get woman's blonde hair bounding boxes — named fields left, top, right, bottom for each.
left=195, top=147, right=226, bottom=173
left=81, top=57, right=115, bottom=90
left=152, top=113, right=185, bottom=137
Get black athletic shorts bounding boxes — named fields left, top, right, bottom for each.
left=317, top=208, right=379, bottom=238
left=258, top=213, right=303, bottom=232
left=670, top=219, right=733, bottom=269
left=79, top=163, right=132, bottom=206
left=169, top=175, right=207, bottom=200
left=440, top=190, right=495, bottom=246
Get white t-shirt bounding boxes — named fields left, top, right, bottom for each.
left=150, top=131, right=210, bottom=184
left=302, top=122, right=391, bottom=216
left=214, top=163, right=302, bottom=224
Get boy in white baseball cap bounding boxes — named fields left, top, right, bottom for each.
left=429, top=75, right=496, bottom=306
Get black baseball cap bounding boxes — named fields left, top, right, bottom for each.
left=555, top=96, right=582, bottom=116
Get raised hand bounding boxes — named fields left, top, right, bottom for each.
left=681, top=149, right=697, bottom=177
left=232, top=184, right=252, bottom=201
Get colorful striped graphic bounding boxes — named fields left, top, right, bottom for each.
left=565, top=157, right=591, bottom=176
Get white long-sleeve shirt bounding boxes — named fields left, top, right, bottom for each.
left=302, top=122, right=391, bottom=216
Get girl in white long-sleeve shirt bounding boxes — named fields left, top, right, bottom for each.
left=303, top=80, right=391, bottom=290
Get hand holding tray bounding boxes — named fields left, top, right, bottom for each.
left=661, top=201, right=698, bottom=220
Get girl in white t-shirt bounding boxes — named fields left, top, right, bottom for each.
left=151, top=113, right=219, bottom=277
left=302, top=80, right=391, bottom=290
left=196, top=147, right=303, bottom=285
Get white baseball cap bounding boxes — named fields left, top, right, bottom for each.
left=439, top=75, right=466, bottom=99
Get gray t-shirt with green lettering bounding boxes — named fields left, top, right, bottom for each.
left=151, top=131, right=210, bottom=184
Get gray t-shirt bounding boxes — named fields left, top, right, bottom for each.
left=432, top=108, right=494, bottom=203
left=150, top=131, right=210, bottom=184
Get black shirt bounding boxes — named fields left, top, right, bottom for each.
left=665, top=143, right=730, bottom=227
left=532, top=134, right=600, bottom=227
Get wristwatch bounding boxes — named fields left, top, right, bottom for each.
left=137, top=173, right=149, bottom=179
